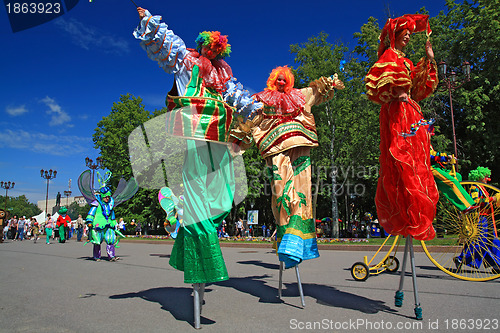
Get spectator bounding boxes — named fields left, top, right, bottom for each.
left=76, top=214, right=85, bottom=242
left=118, top=218, right=126, bottom=235
left=17, top=216, right=27, bottom=241
left=134, top=219, right=142, bottom=237
left=45, top=214, right=54, bottom=244
left=9, top=215, right=17, bottom=240
left=236, top=218, right=243, bottom=238
left=31, top=219, right=40, bottom=243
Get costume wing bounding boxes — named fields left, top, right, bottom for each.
left=77, top=170, right=95, bottom=204
left=159, top=187, right=183, bottom=238
left=113, top=177, right=139, bottom=207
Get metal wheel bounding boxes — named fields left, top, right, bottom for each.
left=384, top=255, right=400, bottom=272
left=351, top=262, right=369, bottom=281
left=422, top=181, right=500, bottom=281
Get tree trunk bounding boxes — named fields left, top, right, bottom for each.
left=331, top=123, right=339, bottom=238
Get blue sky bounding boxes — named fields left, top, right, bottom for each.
left=0, top=0, right=449, bottom=206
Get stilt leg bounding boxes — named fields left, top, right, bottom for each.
left=278, top=261, right=284, bottom=299
left=193, top=283, right=201, bottom=329
left=409, top=239, right=423, bottom=320
left=295, top=265, right=305, bottom=307
left=395, top=236, right=410, bottom=307
left=199, top=283, right=205, bottom=314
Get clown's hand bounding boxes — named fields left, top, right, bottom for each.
left=137, top=7, right=147, bottom=20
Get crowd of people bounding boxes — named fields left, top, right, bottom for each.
left=2, top=214, right=87, bottom=244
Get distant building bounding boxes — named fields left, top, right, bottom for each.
left=37, top=196, right=87, bottom=212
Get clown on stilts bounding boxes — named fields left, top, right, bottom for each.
left=78, top=170, right=138, bottom=262
left=133, top=7, right=261, bottom=328
left=365, top=14, right=439, bottom=320
left=231, top=66, right=344, bottom=305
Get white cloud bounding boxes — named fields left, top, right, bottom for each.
left=40, top=96, right=72, bottom=126
left=54, top=17, right=130, bottom=54
left=6, top=105, right=28, bottom=116
left=0, top=129, right=90, bottom=156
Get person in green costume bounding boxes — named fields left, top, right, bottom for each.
left=134, top=7, right=261, bottom=285
left=56, top=207, right=71, bottom=243
left=78, top=170, right=138, bottom=262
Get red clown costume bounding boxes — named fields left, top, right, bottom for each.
left=365, top=14, right=439, bottom=241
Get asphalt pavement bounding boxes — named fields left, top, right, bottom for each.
left=0, top=238, right=499, bottom=332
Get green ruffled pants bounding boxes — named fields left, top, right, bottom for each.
left=169, top=140, right=234, bottom=283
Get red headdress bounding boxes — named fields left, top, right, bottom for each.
left=378, top=14, right=432, bottom=58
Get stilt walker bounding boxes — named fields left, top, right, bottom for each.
left=365, top=14, right=439, bottom=320
left=133, top=7, right=260, bottom=328
left=232, top=66, right=344, bottom=306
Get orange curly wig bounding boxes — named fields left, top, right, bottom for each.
left=266, top=66, right=295, bottom=93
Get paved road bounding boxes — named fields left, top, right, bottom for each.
left=1, top=239, right=499, bottom=332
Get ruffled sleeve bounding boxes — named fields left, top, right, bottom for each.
left=133, top=10, right=187, bottom=74
left=304, top=73, right=345, bottom=106
left=223, top=78, right=262, bottom=121
left=224, top=78, right=263, bottom=150
left=411, top=57, right=438, bottom=102
left=365, top=49, right=412, bottom=105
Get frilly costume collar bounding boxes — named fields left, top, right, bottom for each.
left=183, top=50, right=233, bottom=93
left=253, top=89, right=305, bottom=114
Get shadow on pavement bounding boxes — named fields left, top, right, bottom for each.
left=110, top=287, right=215, bottom=328
left=216, top=274, right=395, bottom=315
left=237, top=260, right=280, bottom=270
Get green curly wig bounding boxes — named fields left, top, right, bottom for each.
left=468, top=166, right=491, bottom=181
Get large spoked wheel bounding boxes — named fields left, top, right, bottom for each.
left=421, top=181, right=500, bottom=281
left=384, top=255, right=400, bottom=273
left=351, top=262, right=370, bottom=281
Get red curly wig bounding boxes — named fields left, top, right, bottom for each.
left=266, top=66, right=295, bottom=93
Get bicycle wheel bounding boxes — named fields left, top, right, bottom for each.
left=421, top=181, right=500, bottom=281
left=351, top=262, right=369, bottom=281
left=384, top=256, right=400, bottom=273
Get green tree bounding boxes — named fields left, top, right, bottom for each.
left=93, top=94, right=167, bottom=230
left=426, top=0, right=500, bottom=181
left=0, top=195, right=41, bottom=219
left=290, top=33, right=381, bottom=236
left=67, top=201, right=89, bottom=220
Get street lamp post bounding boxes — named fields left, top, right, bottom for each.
left=0, top=181, right=15, bottom=240
left=64, top=179, right=72, bottom=206
left=40, top=169, right=57, bottom=216
left=437, top=60, right=471, bottom=159
left=85, top=157, right=104, bottom=190
left=64, top=190, right=72, bottom=205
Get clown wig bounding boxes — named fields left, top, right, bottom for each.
left=468, top=167, right=492, bottom=182
left=266, top=66, right=294, bottom=93
left=195, top=31, right=231, bottom=59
